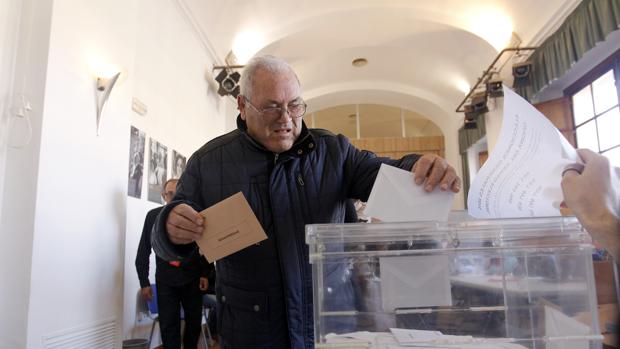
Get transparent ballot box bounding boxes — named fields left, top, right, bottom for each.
left=306, top=216, right=602, bottom=349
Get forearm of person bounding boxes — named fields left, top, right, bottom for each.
left=135, top=255, right=150, bottom=288
left=580, top=207, right=620, bottom=261
left=562, top=151, right=620, bottom=261
left=151, top=200, right=202, bottom=261
left=135, top=220, right=152, bottom=288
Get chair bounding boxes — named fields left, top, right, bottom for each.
left=201, top=294, right=217, bottom=347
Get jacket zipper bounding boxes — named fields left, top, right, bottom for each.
left=268, top=154, right=294, bottom=347
left=294, top=172, right=308, bottom=345
left=272, top=152, right=308, bottom=346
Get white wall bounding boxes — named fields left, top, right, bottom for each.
left=122, top=0, right=230, bottom=345
left=24, top=1, right=139, bottom=348
left=0, top=0, right=232, bottom=346
left=0, top=0, right=54, bottom=347
left=224, top=98, right=239, bottom=132
left=0, top=0, right=21, bottom=208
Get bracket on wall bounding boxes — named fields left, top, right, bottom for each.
left=455, top=47, right=537, bottom=113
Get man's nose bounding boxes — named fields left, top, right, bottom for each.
left=275, top=107, right=293, bottom=122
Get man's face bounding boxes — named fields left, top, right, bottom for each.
left=238, top=68, right=303, bottom=153
left=162, top=181, right=177, bottom=204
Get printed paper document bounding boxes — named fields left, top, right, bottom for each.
left=467, top=86, right=579, bottom=218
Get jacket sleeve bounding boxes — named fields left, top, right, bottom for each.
left=339, top=134, right=420, bottom=201
left=135, top=209, right=156, bottom=288
left=151, top=152, right=205, bottom=262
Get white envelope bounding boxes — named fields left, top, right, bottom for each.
left=380, top=255, right=452, bottom=312
left=364, top=163, right=455, bottom=222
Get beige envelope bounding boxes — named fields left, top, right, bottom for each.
left=197, top=192, right=267, bottom=262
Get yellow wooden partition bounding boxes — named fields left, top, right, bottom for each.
left=350, top=136, right=445, bottom=159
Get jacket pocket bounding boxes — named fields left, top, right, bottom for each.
left=217, top=283, right=271, bottom=336
left=294, top=171, right=315, bottom=223
left=249, top=174, right=272, bottom=233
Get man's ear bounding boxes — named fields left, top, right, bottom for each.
left=237, top=95, right=246, bottom=120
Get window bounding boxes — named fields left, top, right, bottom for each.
left=570, top=56, right=620, bottom=166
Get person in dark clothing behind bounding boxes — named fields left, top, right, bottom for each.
left=135, top=178, right=214, bottom=349
left=151, top=55, right=461, bottom=349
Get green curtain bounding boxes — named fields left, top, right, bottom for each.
left=519, top=0, right=620, bottom=100
left=461, top=153, right=470, bottom=206
left=458, top=115, right=486, bottom=208
left=458, top=115, right=486, bottom=152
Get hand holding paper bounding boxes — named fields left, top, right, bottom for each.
left=412, top=153, right=462, bottom=193
left=166, top=203, right=205, bottom=244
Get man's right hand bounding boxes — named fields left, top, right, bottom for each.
left=140, top=286, right=153, bottom=301
left=166, top=203, right=204, bottom=244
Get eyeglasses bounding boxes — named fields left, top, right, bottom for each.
left=243, top=96, right=307, bottom=120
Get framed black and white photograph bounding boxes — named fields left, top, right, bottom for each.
left=172, top=150, right=186, bottom=179
left=148, top=138, right=168, bottom=204
left=127, top=126, right=145, bottom=198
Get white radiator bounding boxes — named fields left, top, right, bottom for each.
left=42, top=318, right=116, bottom=349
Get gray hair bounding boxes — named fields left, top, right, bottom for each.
left=239, top=55, right=299, bottom=99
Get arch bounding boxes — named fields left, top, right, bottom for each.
left=260, top=5, right=497, bottom=54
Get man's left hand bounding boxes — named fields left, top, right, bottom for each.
left=199, top=277, right=209, bottom=291
left=412, top=154, right=461, bottom=193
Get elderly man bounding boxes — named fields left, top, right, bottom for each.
left=152, top=55, right=460, bottom=349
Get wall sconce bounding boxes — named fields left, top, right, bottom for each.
left=95, top=72, right=121, bottom=136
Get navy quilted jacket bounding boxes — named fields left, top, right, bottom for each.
left=152, top=116, right=419, bottom=349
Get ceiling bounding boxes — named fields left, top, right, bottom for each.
left=181, top=0, right=582, bottom=136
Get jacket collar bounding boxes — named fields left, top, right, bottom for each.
left=236, top=114, right=317, bottom=157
